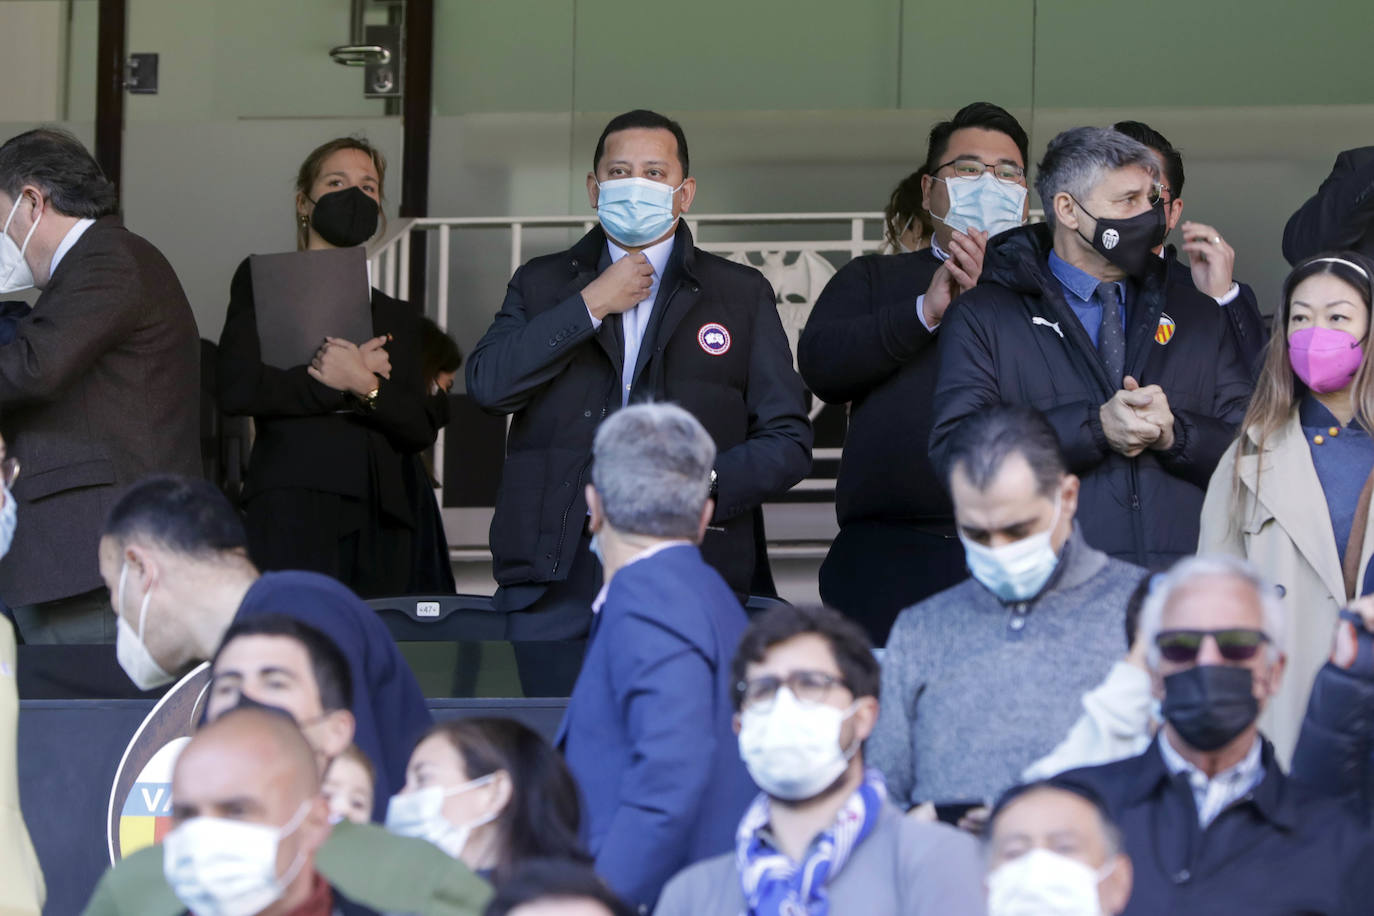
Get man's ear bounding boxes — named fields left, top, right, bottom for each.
left=695, top=498, right=714, bottom=544
left=299, top=794, right=332, bottom=855
left=1166, top=198, right=1185, bottom=234
left=1102, top=853, right=1134, bottom=914
left=124, top=543, right=157, bottom=593
left=675, top=177, right=697, bottom=215
left=586, top=172, right=600, bottom=210
left=850, top=696, right=880, bottom=743
left=317, top=709, right=355, bottom=761
left=585, top=485, right=603, bottom=534
left=1054, top=192, right=1081, bottom=231
left=920, top=171, right=934, bottom=213
left=1060, top=474, right=1081, bottom=523
left=732, top=711, right=742, bottom=735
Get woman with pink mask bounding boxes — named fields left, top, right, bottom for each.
left=1200, top=251, right=1374, bottom=766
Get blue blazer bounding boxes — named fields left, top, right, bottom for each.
left=557, top=543, right=756, bottom=910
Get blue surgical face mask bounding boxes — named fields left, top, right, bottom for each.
left=595, top=177, right=683, bottom=248
left=959, top=495, right=1063, bottom=602
left=0, top=485, right=14, bottom=560
left=934, top=172, right=1027, bottom=238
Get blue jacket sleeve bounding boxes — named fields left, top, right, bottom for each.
left=593, top=610, right=720, bottom=910
left=1291, top=661, right=1374, bottom=816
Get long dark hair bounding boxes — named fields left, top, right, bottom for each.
left=421, top=717, right=587, bottom=883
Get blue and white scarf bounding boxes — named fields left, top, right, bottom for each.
left=735, top=768, right=886, bottom=916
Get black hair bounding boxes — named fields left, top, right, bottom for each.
left=1113, top=120, right=1185, bottom=199
left=731, top=604, right=879, bottom=711
left=593, top=109, right=690, bottom=178
left=104, top=475, right=249, bottom=557
left=419, top=315, right=462, bottom=385
left=942, top=405, right=1067, bottom=497
left=923, top=102, right=1029, bottom=176
left=884, top=167, right=933, bottom=251
left=1123, top=574, right=1157, bottom=649
left=0, top=128, right=119, bottom=218
left=1282, top=251, right=1374, bottom=316
left=484, top=858, right=635, bottom=916
left=213, top=613, right=353, bottom=713
left=990, top=780, right=1124, bottom=857
left=421, top=717, right=588, bottom=885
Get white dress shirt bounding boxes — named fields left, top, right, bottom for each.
left=1157, top=730, right=1264, bottom=828
left=591, top=539, right=693, bottom=614
left=47, top=218, right=96, bottom=281
left=586, top=234, right=676, bottom=405
left=914, top=237, right=951, bottom=333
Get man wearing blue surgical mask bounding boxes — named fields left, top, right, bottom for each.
left=868, top=405, right=1147, bottom=811
left=799, top=102, right=1030, bottom=648
left=467, top=110, right=812, bottom=696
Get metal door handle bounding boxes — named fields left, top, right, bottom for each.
left=329, top=44, right=392, bottom=66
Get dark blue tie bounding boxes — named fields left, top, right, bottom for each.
left=1096, top=282, right=1125, bottom=386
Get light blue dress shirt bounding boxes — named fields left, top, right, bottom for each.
left=587, top=234, right=675, bottom=405
left=1048, top=250, right=1128, bottom=348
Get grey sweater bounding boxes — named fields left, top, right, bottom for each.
left=868, top=527, right=1146, bottom=806
left=653, top=801, right=987, bottom=916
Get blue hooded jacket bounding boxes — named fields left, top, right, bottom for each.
left=234, top=571, right=433, bottom=821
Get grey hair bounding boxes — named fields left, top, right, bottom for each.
left=1033, top=126, right=1161, bottom=228
left=1137, top=554, right=1288, bottom=670
left=590, top=403, right=716, bottom=539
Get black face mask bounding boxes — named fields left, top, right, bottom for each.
left=1161, top=665, right=1260, bottom=752
left=309, top=186, right=379, bottom=248
left=1073, top=197, right=1167, bottom=278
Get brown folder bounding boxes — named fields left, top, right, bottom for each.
left=250, top=247, right=373, bottom=370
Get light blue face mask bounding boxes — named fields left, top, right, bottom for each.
left=934, top=172, right=1027, bottom=238
left=596, top=177, right=683, bottom=248
left=959, top=496, right=1062, bottom=603
left=0, top=484, right=15, bottom=560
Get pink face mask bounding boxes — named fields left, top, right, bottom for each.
left=1289, top=326, right=1364, bottom=393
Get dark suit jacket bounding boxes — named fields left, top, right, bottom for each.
left=0, top=217, right=201, bottom=606
left=1283, top=146, right=1374, bottom=264
left=465, top=223, right=811, bottom=595
left=556, top=543, right=756, bottom=911
left=1057, top=738, right=1374, bottom=915
left=215, top=257, right=433, bottom=527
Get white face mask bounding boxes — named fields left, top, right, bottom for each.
left=114, top=559, right=174, bottom=690
left=987, top=848, right=1113, bottom=916
left=163, top=801, right=312, bottom=916
left=935, top=172, right=1027, bottom=238
left=959, top=496, right=1063, bottom=603
left=738, top=687, right=858, bottom=802
left=384, top=773, right=499, bottom=860
left=0, top=195, right=39, bottom=295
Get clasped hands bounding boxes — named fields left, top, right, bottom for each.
left=1100, top=376, right=1176, bottom=457
left=308, top=334, right=391, bottom=397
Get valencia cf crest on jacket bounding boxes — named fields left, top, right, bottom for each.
left=1155, top=313, right=1176, bottom=345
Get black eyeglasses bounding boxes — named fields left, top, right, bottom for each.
left=1155, top=628, right=1270, bottom=664
left=934, top=157, right=1026, bottom=183
left=737, top=670, right=849, bottom=710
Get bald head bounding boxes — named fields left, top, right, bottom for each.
left=173, top=706, right=320, bottom=820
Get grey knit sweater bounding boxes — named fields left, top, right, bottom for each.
left=868, top=527, right=1147, bottom=806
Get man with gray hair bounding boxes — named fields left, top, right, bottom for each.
left=931, top=126, right=1253, bottom=570
left=1056, top=555, right=1374, bottom=915
left=556, top=403, right=755, bottom=912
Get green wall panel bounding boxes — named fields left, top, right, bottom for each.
left=899, top=0, right=1034, bottom=110
left=434, top=0, right=575, bottom=115
left=571, top=0, right=902, bottom=112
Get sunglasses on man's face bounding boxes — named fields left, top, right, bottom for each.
left=1154, top=628, right=1270, bottom=664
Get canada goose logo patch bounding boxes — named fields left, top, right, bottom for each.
left=1155, top=313, right=1176, bottom=345
left=698, top=323, right=731, bottom=355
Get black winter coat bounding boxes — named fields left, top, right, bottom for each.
left=466, top=223, right=812, bottom=594
left=1058, top=740, right=1374, bottom=916
left=929, top=224, right=1254, bottom=568
left=1283, top=146, right=1374, bottom=264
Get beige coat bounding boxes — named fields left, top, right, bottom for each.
left=0, top=617, right=43, bottom=916
left=1199, top=409, right=1374, bottom=766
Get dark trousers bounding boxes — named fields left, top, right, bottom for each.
left=498, top=529, right=603, bottom=697
left=819, top=520, right=968, bottom=646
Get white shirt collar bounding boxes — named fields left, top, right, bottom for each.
left=1157, top=730, right=1264, bottom=826
left=606, top=232, right=675, bottom=278
left=590, top=539, right=693, bottom=614
left=49, top=218, right=96, bottom=279
left=930, top=237, right=951, bottom=263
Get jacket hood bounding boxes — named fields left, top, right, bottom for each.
left=980, top=223, right=1057, bottom=294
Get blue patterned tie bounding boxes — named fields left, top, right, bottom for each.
left=1096, top=281, right=1125, bottom=386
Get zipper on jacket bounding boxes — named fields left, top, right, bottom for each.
left=551, top=461, right=589, bottom=577
left=1128, top=460, right=1147, bottom=567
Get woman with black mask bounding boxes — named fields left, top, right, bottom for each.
left=216, top=137, right=433, bottom=597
